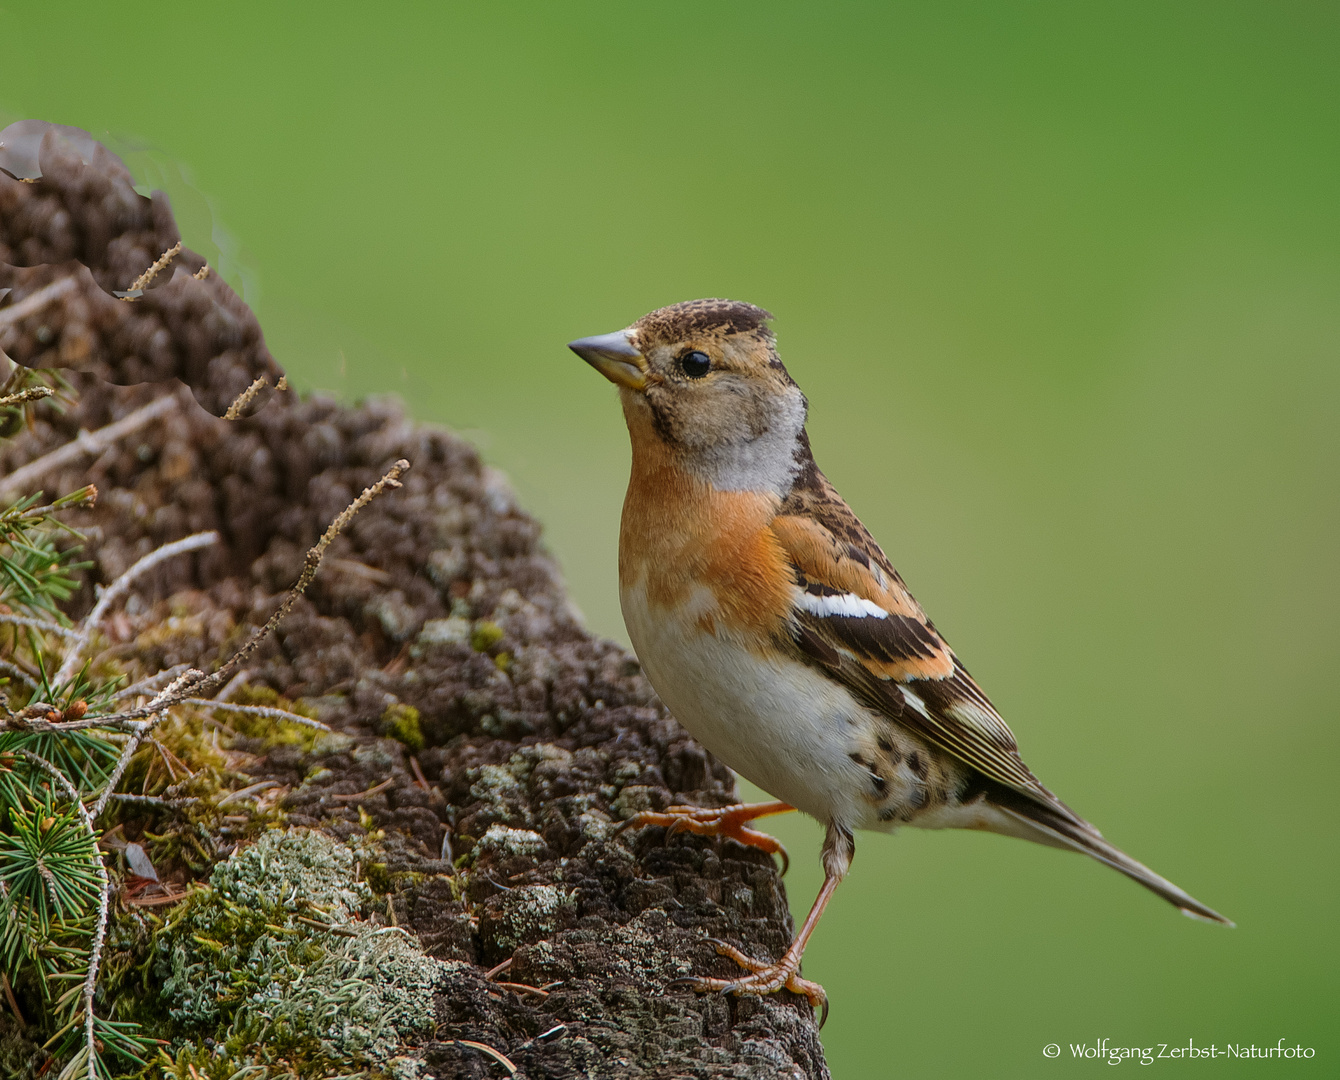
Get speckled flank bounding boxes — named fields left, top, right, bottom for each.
left=847, top=721, right=966, bottom=825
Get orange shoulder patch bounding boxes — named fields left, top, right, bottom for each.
left=770, top=514, right=922, bottom=619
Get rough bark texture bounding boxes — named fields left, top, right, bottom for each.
left=0, top=120, right=284, bottom=416
left=2, top=366, right=829, bottom=1080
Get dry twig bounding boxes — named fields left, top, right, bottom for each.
left=191, top=458, right=409, bottom=692
left=0, top=971, right=24, bottom=1027
left=179, top=699, right=331, bottom=731
left=54, top=531, right=220, bottom=684
left=0, top=384, right=55, bottom=409
left=223, top=372, right=288, bottom=420
left=0, top=658, right=38, bottom=692
left=450, top=1040, right=518, bottom=1076
left=118, top=242, right=182, bottom=299
left=330, top=777, right=395, bottom=802
left=6, top=460, right=409, bottom=736
left=222, top=376, right=266, bottom=421
left=0, top=395, right=178, bottom=501
left=110, top=664, right=193, bottom=702
left=86, top=672, right=196, bottom=821
left=106, top=792, right=198, bottom=808
left=483, top=957, right=513, bottom=981
left=0, top=276, right=79, bottom=331
left=215, top=780, right=281, bottom=808
left=0, top=613, right=80, bottom=639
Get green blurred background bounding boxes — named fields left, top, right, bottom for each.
left=4, top=3, right=1336, bottom=1074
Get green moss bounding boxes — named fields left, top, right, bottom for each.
left=363, top=860, right=393, bottom=895
left=379, top=703, right=424, bottom=753
left=147, top=829, right=456, bottom=1076
left=469, top=620, right=504, bottom=652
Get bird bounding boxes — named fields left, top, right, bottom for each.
left=568, top=298, right=1230, bottom=1024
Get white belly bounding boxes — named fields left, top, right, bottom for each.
left=621, top=580, right=871, bottom=828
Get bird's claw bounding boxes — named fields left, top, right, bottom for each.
left=673, top=938, right=830, bottom=1028
left=614, top=802, right=793, bottom=875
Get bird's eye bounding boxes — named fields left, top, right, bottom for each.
left=679, top=350, right=711, bottom=378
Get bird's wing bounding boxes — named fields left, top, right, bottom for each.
left=770, top=469, right=1055, bottom=802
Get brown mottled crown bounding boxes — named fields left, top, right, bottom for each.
left=634, top=298, right=774, bottom=342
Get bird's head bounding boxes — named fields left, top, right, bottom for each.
left=569, top=298, right=809, bottom=495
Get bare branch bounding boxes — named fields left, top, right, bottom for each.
left=179, top=698, right=330, bottom=731
left=215, top=780, right=281, bottom=808
left=0, top=395, right=178, bottom=502
left=105, top=792, right=198, bottom=808
left=118, top=241, right=182, bottom=299
left=0, top=971, right=24, bottom=1028
left=0, top=276, right=79, bottom=331
left=222, top=372, right=289, bottom=420
left=450, top=1040, right=518, bottom=1076
left=0, top=384, right=54, bottom=409
left=222, top=376, right=266, bottom=421
left=54, top=531, right=220, bottom=685
left=111, top=664, right=193, bottom=702
left=5, top=461, right=407, bottom=738
left=86, top=672, right=195, bottom=821
left=186, top=458, right=410, bottom=694
left=0, top=712, right=139, bottom=734
left=0, top=613, right=80, bottom=639
left=0, top=658, right=38, bottom=692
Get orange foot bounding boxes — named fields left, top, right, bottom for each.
left=615, top=800, right=794, bottom=874
left=676, top=939, right=829, bottom=1028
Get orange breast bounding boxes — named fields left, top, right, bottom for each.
left=619, top=429, right=794, bottom=645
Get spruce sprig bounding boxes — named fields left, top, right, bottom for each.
left=0, top=365, right=409, bottom=1078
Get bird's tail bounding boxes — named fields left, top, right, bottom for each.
left=984, top=786, right=1233, bottom=926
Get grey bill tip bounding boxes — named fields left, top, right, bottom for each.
left=567, top=330, right=641, bottom=363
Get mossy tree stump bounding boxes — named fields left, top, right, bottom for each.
left=0, top=381, right=829, bottom=1079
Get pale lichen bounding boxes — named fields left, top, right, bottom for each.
left=155, top=829, right=456, bottom=1071
left=476, top=823, right=546, bottom=859
left=481, top=882, right=576, bottom=953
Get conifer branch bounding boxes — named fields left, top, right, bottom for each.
left=12, top=748, right=108, bottom=1080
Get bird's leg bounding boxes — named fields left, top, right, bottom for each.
left=616, top=799, right=795, bottom=873
left=680, top=823, right=853, bottom=1028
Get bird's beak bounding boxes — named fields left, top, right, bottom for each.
left=568, top=330, right=647, bottom=391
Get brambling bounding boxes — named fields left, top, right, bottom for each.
left=569, top=299, right=1230, bottom=1022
